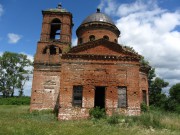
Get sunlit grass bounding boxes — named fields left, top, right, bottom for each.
left=0, top=105, right=179, bottom=135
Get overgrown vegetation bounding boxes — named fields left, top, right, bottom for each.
left=140, top=57, right=180, bottom=114
left=107, top=113, right=120, bottom=125
left=0, top=96, right=30, bottom=105
left=89, top=107, right=106, bottom=119
left=0, top=105, right=179, bottom=135
left=164, top=83, right=180, bottom=113
left=141, top=102, right=149, bottom=113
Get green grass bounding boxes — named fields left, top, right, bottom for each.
left=0, top=97, right=30, bottom=105
left=0, top=105, right=179, bottom=135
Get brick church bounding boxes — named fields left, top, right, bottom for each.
left=30, top=4, right=150, bottom=120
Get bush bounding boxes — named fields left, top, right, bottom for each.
left=175, top=105, right=180, bottom=113
left=107, top=114, right=119, bottom=124
left=0, top=97, right=30, bottom=105
left=141, top=102, right=149, bottom=112
left=132, top=112, right=162, bottom=128
left=89, top=107, right=106, bottom=119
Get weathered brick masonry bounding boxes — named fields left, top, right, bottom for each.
left=30, top=4, right=150, bottom=120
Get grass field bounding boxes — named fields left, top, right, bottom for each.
left=0, top=105, right=179, bottom=135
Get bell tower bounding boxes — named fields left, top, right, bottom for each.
left=30, top=4, right=73, bottom=111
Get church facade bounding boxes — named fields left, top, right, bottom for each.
left=30, top=4, right=150, bottom=120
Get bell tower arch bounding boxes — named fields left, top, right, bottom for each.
left=30, top=4, right=73, bottom=111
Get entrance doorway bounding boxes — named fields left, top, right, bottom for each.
left=94, top=86, right=105, bottom=108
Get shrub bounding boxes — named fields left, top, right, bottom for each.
left=175, top=105, right=180, bottom=113
left=107, top=114, right=119, bottom=124
left=141, top=102, right=149, bottom=112
left=0, top=97, right=30, bottom=105
left=135, top=112, right=162, bottom=128
left=89, top=107, right=106, bottom=119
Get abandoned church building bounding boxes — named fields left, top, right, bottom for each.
left=30, top=4, right=150, bottom=120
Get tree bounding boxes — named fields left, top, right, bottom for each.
left=169, top=83, right=180, bottom=103
left=165, top=83, right=180, bottom=113
left=139, top=57, right=169, bottom=108
left=0, top=52, right=32, bottom=97
left=149, top=77, right=169, bottom=107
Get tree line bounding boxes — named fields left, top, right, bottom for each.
left=141, top=57, right=180, bottom=113
left=0, top=52, right=32, bottom=97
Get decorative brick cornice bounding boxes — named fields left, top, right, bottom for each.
left=33, top=62, right=61, bottom=71
left=62, top=53, right=140, bottom=62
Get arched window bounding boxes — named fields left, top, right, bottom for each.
left=43, top=45, right=62, bottom=55
left=114, top=39, right=117, bottom=43
left=79, top=38, right=83, bottom=44
left=103, top=35, right=109, bottom=40
left=50, top=18, right=61, bottom=40
left=89, top=35, right=95, bottom=41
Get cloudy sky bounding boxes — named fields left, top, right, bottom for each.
left=0, top=0, right=180, bottom=96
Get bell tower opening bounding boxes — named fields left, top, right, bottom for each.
left=50, top=19, right=61, bottom=40
left=43, top=45, right=62, bottom=55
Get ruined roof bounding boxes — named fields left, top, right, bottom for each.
left=81, top=9, right=115, bottom=25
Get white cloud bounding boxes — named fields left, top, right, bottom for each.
left=0, top=4, right=3, bottom=17
left=99, top=0, right=180, bottom=90
left=7, top=33, right=22, bottom=44
left=98, top=0, right=118, bottom=15
left=72, top=38, right=78, bottom=47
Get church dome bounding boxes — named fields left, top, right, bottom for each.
left=81, top=9, right=115, bottom=25
left=76, top=9, right=120, bottom=45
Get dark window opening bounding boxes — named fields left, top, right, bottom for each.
left=49, top=45, right=56, bottom=55
left=50, top=18, right=61, bottom=40
left=142, top=90, right=147, bottom=104
left=89, top=35, right=95, bottom=41
left=103, top=35, right=109, bottom=40
left=79, top=38, right=83, bottom=44
left=43, top=45, right=62, bottom=55
left=118, top=86, right=127, bottom=108
left=73, top=86, right=83, bottom=107
left=114, top=39, right=117, bottom=43
left=94, top=86, right=105, bottom=109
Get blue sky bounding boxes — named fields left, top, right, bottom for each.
left=0, top=0, right=180, bottom=96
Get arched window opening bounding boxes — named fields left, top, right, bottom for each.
left=43, top=48, right=47, bottom=54
left=43, top=45, right=62, bottom=55
left=55, top=30, right=61, bottom=39
left=79, top=38, right=83, bottom=44
left=103, top=35, right=109, bottom=40
left=89, top=35, right=95, bottom=41
left=49, top=45, right=56, bottom=55
left=114, top=39, right=117, bottom=43
left=50, top=19, right=61, bottom=40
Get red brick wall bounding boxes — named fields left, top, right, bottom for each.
left=30, top=69, right=60, bottom=111
left=58, top=58, right=141, bottom=120
left=75, top=44, right=126, bottom=56
left=77, top=29, right=118, bottom=44
left=139, top=72, right=149, bottom=106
